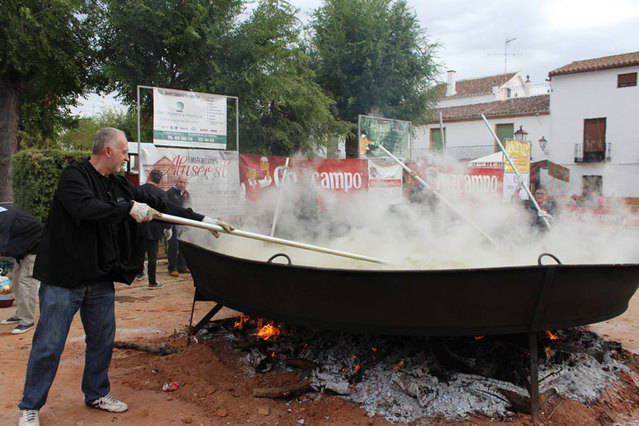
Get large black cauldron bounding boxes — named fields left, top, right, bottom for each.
left=181, top=241, right=639, bottom=336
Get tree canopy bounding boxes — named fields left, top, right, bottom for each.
left=220, top=0, right=348, bottom=155
left=0, top=0, right=100, bottom=200
left=309, top=0, right=440, bottom=125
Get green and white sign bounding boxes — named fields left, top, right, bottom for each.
left=153, top=87, right=227, bottom=149
left=358, top=115, right=411, bottom=161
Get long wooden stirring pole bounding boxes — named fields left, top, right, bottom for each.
left=373, top=144, right=497, bottom=246
left=155, top=213, right=389, bottom=265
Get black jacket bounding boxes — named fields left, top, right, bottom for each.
left=34, top=159, right=204, bottom=287
left=0, top=206, right=43, bottom=261
left=138, top=183, right=171, bottom=240
left=166, top=186, right=190, bottom=208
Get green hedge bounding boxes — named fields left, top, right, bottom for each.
left=12, top=149, right=90, bottom=221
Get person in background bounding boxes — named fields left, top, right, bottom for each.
left=17, top=128, right=232, bottom=426
left=137, top=169, right=172, bottom=289
left=166, top=174, right=191, bottom=277
left=525, top=186, right=557, bottom=230
left=0, top=206, right=43, bottom=334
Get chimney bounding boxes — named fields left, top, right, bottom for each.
left=446, top=70, right=456, bottom=96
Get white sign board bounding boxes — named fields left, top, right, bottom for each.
left=139, top=145, right=241, bottom=218
left=153, top=87, right=227, bottom=149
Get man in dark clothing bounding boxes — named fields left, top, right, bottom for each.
left=0, top=206, right=43, bottom=334
left=524, top=186, right=556, bottom=231
left=17, top=128, right=228, bottom=426
left=166, top=173, right=190, bottom=276
left=137, top=169, right=171, bottom=289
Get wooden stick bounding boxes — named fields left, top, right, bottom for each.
left=114, top=341, right=177, bottom=356
left=155, top=213, right=389, bottom=264
left=253, top=380, right=313, bottom=398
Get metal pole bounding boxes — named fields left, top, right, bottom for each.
left=374, top=144, right=497, bottom=246
left=234, top=96, right=239, bottom=153
left=480, top=114, right=551, bottom=230
left=270, top=157, right=290, bottom=237
left=529, top=331, right=540, bottom=425
left=439, top=112, right=446, bottom=151
left=155, top=213, right=389, bottom=264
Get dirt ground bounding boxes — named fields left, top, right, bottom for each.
left=1, top=259, right=639, bottom=426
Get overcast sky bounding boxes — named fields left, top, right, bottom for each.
left=76, top=0, right=639, bottom=115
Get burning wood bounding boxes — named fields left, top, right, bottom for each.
left=198, top=319, right=635, bottom=424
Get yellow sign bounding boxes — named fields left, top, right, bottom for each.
left=503, top=140, right=530, bottom=173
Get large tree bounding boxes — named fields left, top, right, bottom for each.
left=101, top=0, right=345, bottom=155
left=309, top=0, right=440, bottom=155
left=222, top=0, right=347, bottom=155
left=99, top=0, right=243, bottom=142
left=0, top=0, right=99, bottom=201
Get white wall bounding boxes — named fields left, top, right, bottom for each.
left=550, top=66, right=639, bottom=197
left=413, top=114, right=551, bottom=162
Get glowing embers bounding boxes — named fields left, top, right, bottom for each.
left=546, top=329, right=560, bottom=340
left=234, top=314, right=282, bottom=342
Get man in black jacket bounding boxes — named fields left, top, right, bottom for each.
left=137, top=169, right=171, bottom=289
left=0, top=206, right=43, bottom=334
left=17, top=128, right=231, bottom=426
left=166, top=173, right=190, bottom=276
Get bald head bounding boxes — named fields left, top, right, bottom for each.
left=93, top=128, right=126, bottom=155
left=89, top=128, right=129, bottom=176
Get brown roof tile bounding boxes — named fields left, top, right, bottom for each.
left=427, top=94, right=550, bottom=123
left=549, top=51, right=639, bottom=77
left=442, top=73, right=517, bottom=97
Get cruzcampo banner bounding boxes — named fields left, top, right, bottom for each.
left=358, top=115, right=410, bottom=161
left=153, top=87, right=227, bottom=149
left=139, top=144, right=241, bottom=218
left=239, top=154, right=368, bottom=202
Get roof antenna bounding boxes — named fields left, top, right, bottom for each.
left=505, top=38, right=517, bottom=73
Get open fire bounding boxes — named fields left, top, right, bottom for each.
left=196, top=317, right=636, bottom=423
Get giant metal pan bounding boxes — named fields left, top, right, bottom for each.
left=181, top=241, right=639, bottom=336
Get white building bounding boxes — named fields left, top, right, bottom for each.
left=548, top=51, right=639, bottom=198
left=413, top=71, right=551, bottom=163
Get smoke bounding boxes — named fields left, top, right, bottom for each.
left=180, top=158, right=639, bottom=270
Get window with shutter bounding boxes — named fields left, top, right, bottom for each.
left=617, top=72, right=637, bottom=88
left=495, top=124, right=513, bottom=151
left=583, top=118, right=606, bottom=162
left=430, top=128, right=445, bottom=152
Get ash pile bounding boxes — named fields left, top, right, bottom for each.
left=196, top=319, right=630, bottom=423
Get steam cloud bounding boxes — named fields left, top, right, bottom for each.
left=180, top=155, right=639, bottom=270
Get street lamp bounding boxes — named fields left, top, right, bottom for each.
left=538, top=136, right=548, bottom=154
left=514, top=125, right=528, bottom=141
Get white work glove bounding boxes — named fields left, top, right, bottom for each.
left=537, top=210, right=553, bottom=219
left=129, top=201, right=159, bottom=223
left=202, top=216, right=235, bottom=238
left=163, top=227, right=173, bottom=240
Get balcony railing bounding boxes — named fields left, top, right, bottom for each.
left=574, top=143, right=612, bottom=163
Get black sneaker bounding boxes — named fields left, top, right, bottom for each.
left=148, top=282, right=162, bottom=289
left=1, top=316, right=19, bottom=324
left=12, top=323, right=34, bottom=334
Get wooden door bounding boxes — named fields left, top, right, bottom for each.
left=583, top=118, right=606, bottom=161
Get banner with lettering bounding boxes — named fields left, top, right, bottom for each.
left=503, top=140, right=531, bottom=201
left=367, top=158, right=403, bottom=201
left=139, top=144, right=240, bottom=217
left=239, top=154, right=368, bottom=202
left=153, top=87, right=227, bottom=149
left=409, top=161, right=504, bottom=197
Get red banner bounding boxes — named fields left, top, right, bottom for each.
left=239, top=154, right=368, bottom=202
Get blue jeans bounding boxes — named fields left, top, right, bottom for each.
left=19, top=281, right=115, bottom=410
